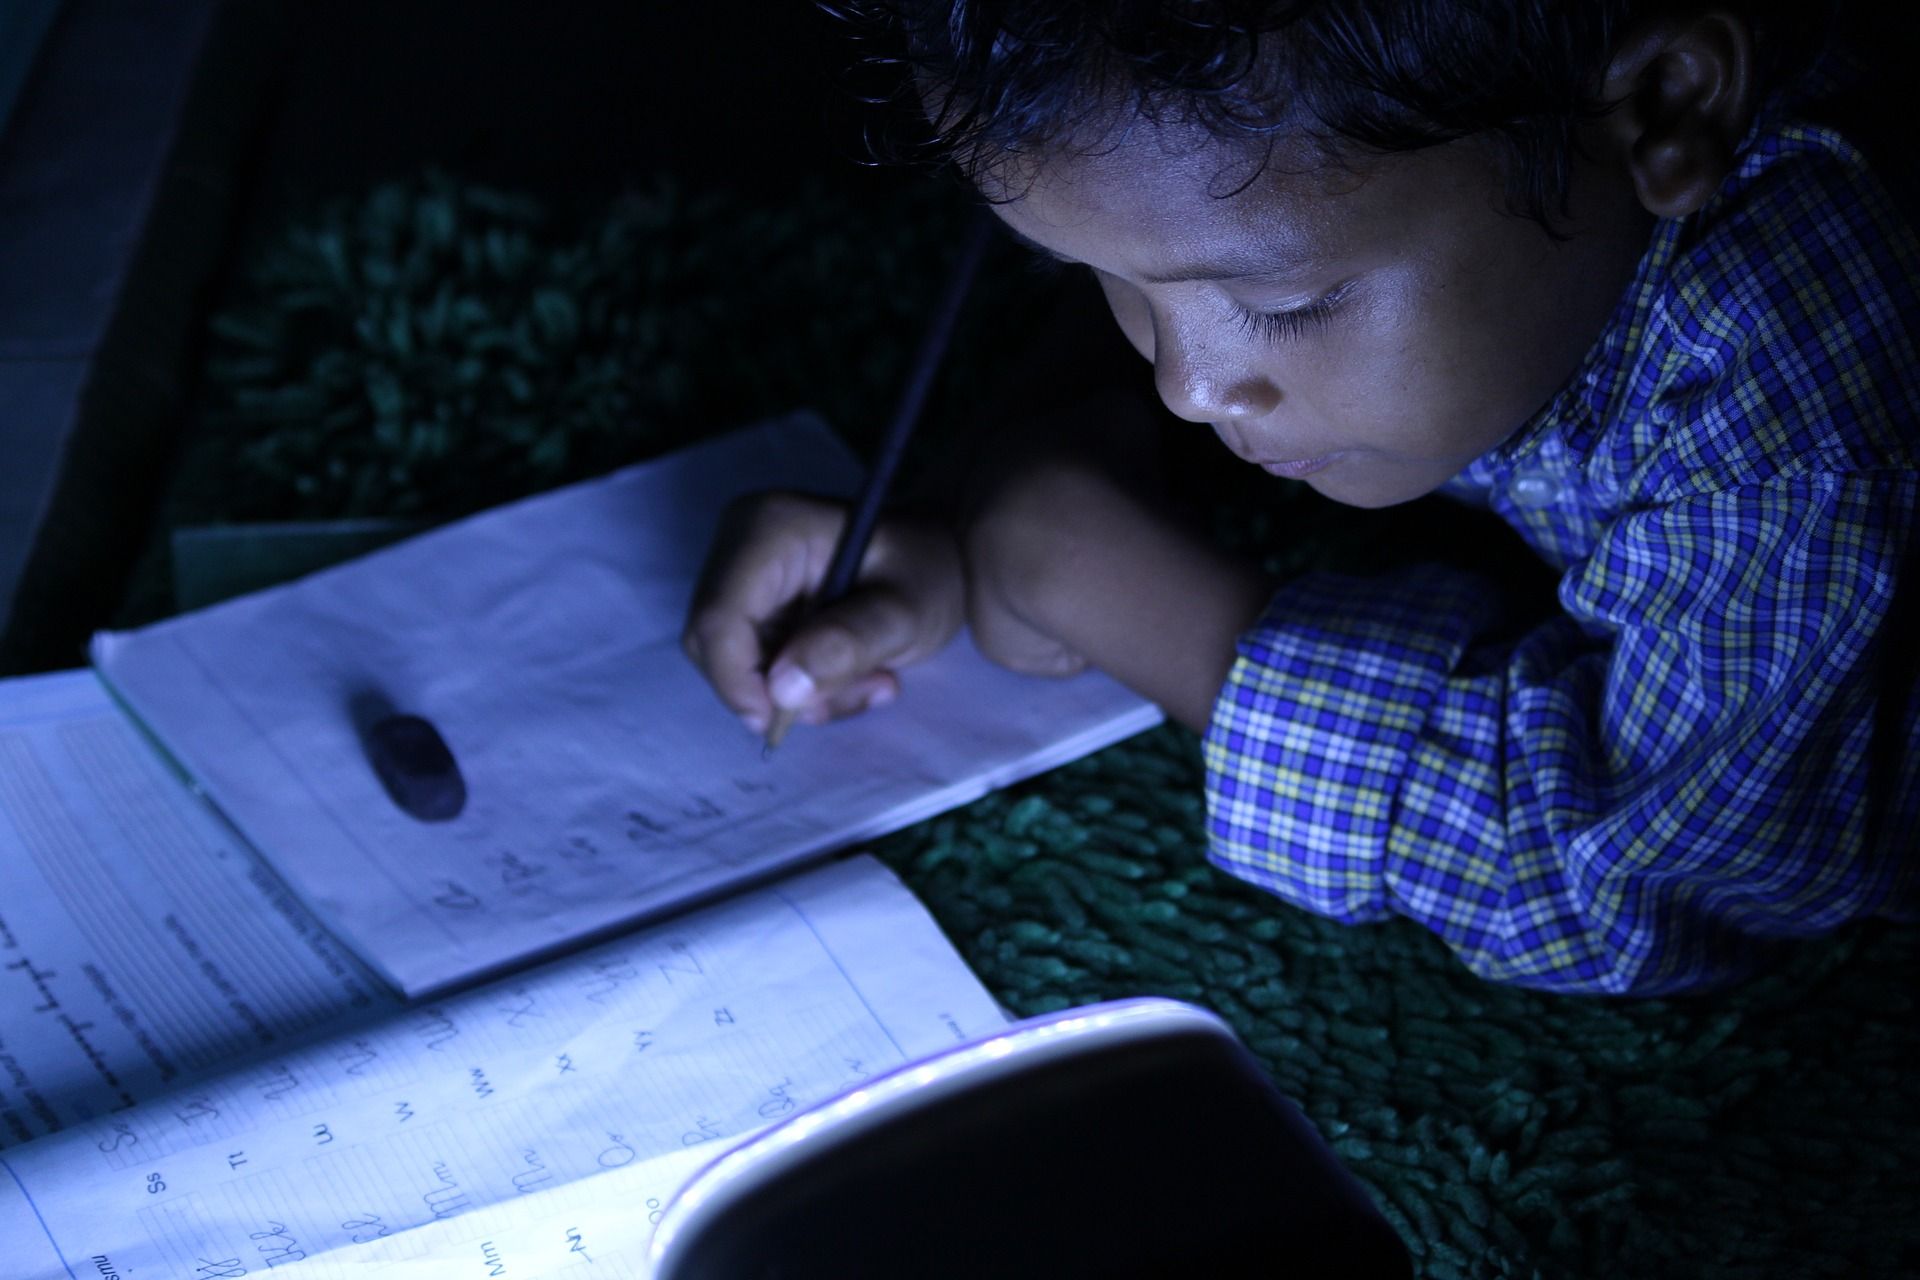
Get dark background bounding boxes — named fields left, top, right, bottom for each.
left=228, top=2, right=899, bottom=227
left=0, top=0, right=985, bottom=670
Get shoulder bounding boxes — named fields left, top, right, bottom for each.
left=1628, top=99, right=1920, bottom=497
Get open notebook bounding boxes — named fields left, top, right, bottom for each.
left=90, top=413, right=1160, bottom=998
left=0, top=415, right=1160, bottom=1277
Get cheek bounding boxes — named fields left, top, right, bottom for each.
left=1397, top=226, right=1596, bottom=437
left=1331, top=276, right=1493, bottom=434
left=1398, top=288, right=1550, bottom=447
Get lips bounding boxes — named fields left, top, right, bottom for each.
left=1213, top=423, right=1344, bottom=479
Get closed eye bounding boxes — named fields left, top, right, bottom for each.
left=1235, top=282, right=1351, bottom=345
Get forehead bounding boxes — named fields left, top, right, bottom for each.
left=985, top=115, right=1462, bottom=276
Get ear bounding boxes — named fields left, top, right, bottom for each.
left=1600, top=11, right=1758, bottom=218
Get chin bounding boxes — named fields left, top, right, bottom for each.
left=1305, top=470, right=1435, bottom=510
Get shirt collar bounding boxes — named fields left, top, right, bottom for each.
left=1487, top=213, right=1684, bottom=471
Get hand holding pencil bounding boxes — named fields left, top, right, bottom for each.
left=682, top=213, right=993, bottom=746
left=682, top=494, right=968, bottom=740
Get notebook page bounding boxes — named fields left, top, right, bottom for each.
left=0, top=855, right=1005, bottom=1279
left=92, top=414, right=1161, bottom=996
left=0, top=670, right=390, bottom=1148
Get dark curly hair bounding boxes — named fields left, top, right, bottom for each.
left=825, top=0, right=1829, bottom=227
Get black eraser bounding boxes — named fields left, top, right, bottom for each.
left=365, top=713, right=467, bottom=822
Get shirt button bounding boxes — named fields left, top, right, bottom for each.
left=1510, top=472, right=1559, bottom=508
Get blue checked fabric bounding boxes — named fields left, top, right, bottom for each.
left=1201, top=95, right=1920, bottom=994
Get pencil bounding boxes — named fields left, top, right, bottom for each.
left=764, top=210, right=996, bottom=751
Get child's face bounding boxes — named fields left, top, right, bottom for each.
left=989, top=118, right=1655, bottom=507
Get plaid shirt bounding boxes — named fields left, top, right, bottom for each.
left=1201, top=90, right=1920, bottom=994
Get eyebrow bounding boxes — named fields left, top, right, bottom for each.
left=998, top=223, right=1313, bottom=285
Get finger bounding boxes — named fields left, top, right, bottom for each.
left=821, top=671, right=900, bottom=720
left=683, top=494, right=845, bottom=721
left=687, top=494, right=844, bottom=631
left=682, top=608, right=774, bottom=723
left=765, top=588, right=926, bottom=711
left=721, top=494, right=847, bottom=618
left=783, top=672, right=898, bottom=729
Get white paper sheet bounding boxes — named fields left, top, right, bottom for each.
left=0, top=670, right=389, bottom=1149
left=0, top=855, right=1006, bottom=1279
left=92, top=414, right=1161, bottom=996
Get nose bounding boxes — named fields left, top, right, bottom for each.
left=1151, top=326, right=1280, bottom=425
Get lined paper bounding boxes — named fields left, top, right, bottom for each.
left=0, top=670, right=387, bottom=1149
left=0, top=855, right=1004, bottom=1278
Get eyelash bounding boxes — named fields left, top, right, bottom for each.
left=1235, top=293, right=1342, bottom=345
left=1020, top=251, right=1347, bottom=344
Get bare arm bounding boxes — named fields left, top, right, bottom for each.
left=961, top=396, right=1277, bottom=733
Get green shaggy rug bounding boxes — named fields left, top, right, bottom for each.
left=149, top=173, right=1917, bottom=1279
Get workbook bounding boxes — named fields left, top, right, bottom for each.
left=0, top=415, right=1161, bottom=1277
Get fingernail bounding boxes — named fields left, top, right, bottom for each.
left=742, top=711, right=768, bottom=734
left=867, top=683, right=896, bottom=710
left=769, top=665, right=816, bottom=710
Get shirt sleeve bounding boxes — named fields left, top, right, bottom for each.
left=1201, top=471, right=1916, bottom=994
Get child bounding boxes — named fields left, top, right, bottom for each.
left=683, top=2, right=1918, bottom=994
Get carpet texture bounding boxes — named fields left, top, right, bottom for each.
left=155, top=173, right=1918, bottom=1278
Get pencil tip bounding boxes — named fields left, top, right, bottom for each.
left=762, top=709, right=795, bottom=758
